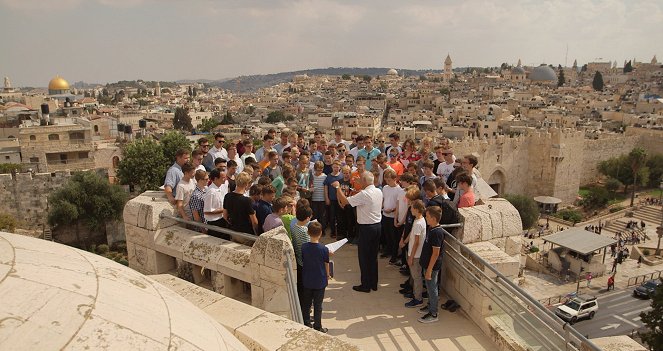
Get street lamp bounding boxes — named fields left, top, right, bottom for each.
left=656, top=181, right=663, bottom=257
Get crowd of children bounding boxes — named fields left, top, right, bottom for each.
left=164, top=128, right=484, bottom=328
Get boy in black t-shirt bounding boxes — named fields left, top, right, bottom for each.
left=301, top=222, right=330, bottom=333
left=418, top=206, right=444, bottom=324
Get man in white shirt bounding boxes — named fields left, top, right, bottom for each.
left=274, top=130, right=291, bottom=155
left=255, top=134, right=275, bottom=163
left=436, top=147, right=456, bottom=182
left=333, top=171, right=382, bottom=293
left=204, top=169, right=230, bottom=240
left=205, top=133, right=228, bottom=171
left=348, top=136, right=365, bottom=163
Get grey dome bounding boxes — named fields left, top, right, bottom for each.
left=530, top=65, right=557, bottom=81
left=511, top=66, right=525, bottom=74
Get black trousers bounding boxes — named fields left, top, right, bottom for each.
left=382, top=216, right=398, bottom=259
left=311, top=201, right=327, bottom=231
left=207, top=218, right=230, bottom=240
left=358, top=222, right=381, bottom=290
left=302, top=287, right=326, bottom=329
left=328, top=201, right=341, bottom=236
left=338, top=204, right=356, bottom=240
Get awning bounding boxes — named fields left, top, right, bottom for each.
left=543, top=228, right=617, bottom=255
left=533, top=196, right=562, bottom=204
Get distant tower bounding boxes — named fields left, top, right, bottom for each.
left=652, top=55, right=658, bottom=64
left=444, top=54, right=453, bottom=82
left=155, top=82, right=161, bottom=97
left=573, top=59, right=578, bottom=69
left=517, top=58, right=522, bottom=67
left=3, top=77, right=11, bottom=91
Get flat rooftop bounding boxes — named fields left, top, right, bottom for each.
left=322, top=238, right=493, bottom=350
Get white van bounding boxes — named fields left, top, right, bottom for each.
left=554, top=294, right=598, bottom=324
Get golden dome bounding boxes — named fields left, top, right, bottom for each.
left=48, top=75, right=70, bottom=91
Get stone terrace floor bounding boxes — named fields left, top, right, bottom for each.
left=320, top=237, right=494, bottom=351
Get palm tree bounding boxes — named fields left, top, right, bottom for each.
left=629, top=148, right=647, bottom=207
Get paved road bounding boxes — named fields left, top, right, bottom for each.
left=569, top=287, right=652, bottom=339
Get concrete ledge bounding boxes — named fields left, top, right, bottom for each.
left=589, top=335, right=646, bottom=351
left=486, top=315, right=532, bottom=351
left=151, top=274, right=360, bottom=351
left=457, top=198, right=523, bottom=244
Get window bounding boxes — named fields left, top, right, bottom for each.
left=48, top=134, right=59, bottom=141
left=4, top=156, right=9, bottom=160
left=29, top=135, right=36, bottom=141
left=78, top=152, right=88, bottom=159
left=69, top=132, right=85, bottom=140
left=29, top=157, right=39, bottom=163
left=112, top=156, right=120, bottom=168
left=94, top=125, right=99, bottom=133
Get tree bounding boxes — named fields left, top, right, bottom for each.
left=646, top=154, right=663, bottom=187
left=117, top=138, right=169, bottom=191
left=504, top=194, right=540, bottom=229
left=48, top=172, right=127, bottom=246
left=221, top=111, right=234, bottom=124
left=266, top=110, right=293, bottom=123
left=592, top=71, right=604, bottom=91
left=599, top=152, right=650, bottom=194
left=198, top=118, right=219, bottom=133
left=629, top=147, right=648, bottom=206
left=605, top=177, right=622, bottom=194
left=554, top=209, right=583, bottom=223
left=173, top=107, right=192, bottom=131
left=362, top=75, right=372, bottom=82
left=581, top=64, right=588, bottom=72
left=0, top=163, right=22, bottom=174
left=341, top=74, right=351, bottom=80
left=623, top=60, right=633, bottom=73
left=640, top=284, right=663, bottom=351
left=581, top=186, right=611, bottom=210
left=161, top=131, right=192, bottom=164
left=0, top=213, right=17, bottom=232
left=557, top=69, right=565, bottom=87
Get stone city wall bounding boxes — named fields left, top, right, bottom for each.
left=124, top=191, right=298, bottom=320
left=580, top=134, right=640, bottom=186
left=626, top=126, right=663, bottom=155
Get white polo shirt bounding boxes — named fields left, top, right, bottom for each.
left=203, top=182, right=228, bottom=222
left=347, top=184, right=383, bottom=225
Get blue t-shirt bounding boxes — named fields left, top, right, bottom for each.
left=255, top=199, right=272, bottom=235
left=323, top=173, right=344, bottom=201
left=301, top=242, right=329, bottom=290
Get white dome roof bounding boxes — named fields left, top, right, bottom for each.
left=0, top=233, right=247, bottom=351
left=387, top=68, right=398, bottom=76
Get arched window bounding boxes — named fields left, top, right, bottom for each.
left=29, top=135, right=36, bottom=141
left=94, top=125, right=99, bottom=133
left=69, top=132, right=85, bottom=140
left=48, top=134, right=59, bottom=141
left=112, top=156, right=120, bottom=169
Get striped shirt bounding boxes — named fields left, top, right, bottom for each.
left=311, top=173, right=327, bottom=201
left=291, top=223, right=310, bottom=267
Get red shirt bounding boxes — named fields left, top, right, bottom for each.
left=458, top=190, right=475, bottom=208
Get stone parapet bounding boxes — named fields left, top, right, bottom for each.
left=151, top=274, right=359, bottom=351
left=124, top=191, right=298, bottom=320
left=456, top=198, right=523, bottom=244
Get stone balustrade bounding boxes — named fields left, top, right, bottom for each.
left=124, top=191, right=297, bottom=319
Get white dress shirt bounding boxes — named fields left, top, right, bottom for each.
left=203, top=182, right=229, bottom=222
left=347, top=184, right=383, bottom=225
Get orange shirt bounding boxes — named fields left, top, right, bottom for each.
left=387, top=160, right=404, bottom=176
left=350, top=171, right=364, bottom=195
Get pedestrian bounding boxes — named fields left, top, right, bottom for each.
left=586, top=272, right=592, bottom=288
left=300, top=221, right=330, bottom=333
left=333, top=171, right=383, bottom=293
left=607, top=274, right=615, bottom=291
left=417, top=206, right=445, bottom=323
left=638, top=255, right=642, bottom=268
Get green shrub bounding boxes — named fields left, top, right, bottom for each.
left=529, top=246, right=540, bottom=253
left=504, top=194, right=540, bottom=229
left=0, top=213, right=17, bottom=232
left=643, top=249, right=651, bottom=256
left=96, top=244, right=109, bottom=254
left=609, top=206, right=625, bottom=213
left=554, top=209, right=583, bottom=223
left=118, top=258, right=129, bottom=266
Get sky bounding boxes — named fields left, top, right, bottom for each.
left=1, top=0, right=661, bottom=87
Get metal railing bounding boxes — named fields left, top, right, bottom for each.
left=159, top=214, right=303, bottom=323
left=627, top=270, right=663, bottom=287
left=442, top=228, right=602, bottom=351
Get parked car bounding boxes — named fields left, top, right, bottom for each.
left=554, top=294, right=598, bottom=324
left=633, top=279, right=662, bottom=299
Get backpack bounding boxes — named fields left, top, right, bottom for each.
left=428, top=195, right=460, bottom=225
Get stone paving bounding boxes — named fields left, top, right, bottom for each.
left=320, top=237, right=494, bottom=351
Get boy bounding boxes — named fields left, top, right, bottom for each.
left=323, top=160, right=344, bottom=238
left=418, top=206, right=445, bottom=323
left=322, top=151, right=334, bottom=175
left=189, top=170, right=209, bottom=231
left=311, top=161, right=327, bottom=234
left=241, top=139, right=256, bottom=164
left=381, top=169, right=402, bottom=264
left=175, top=162, right=197, bottom=221
left=456, top=173, right=475, bottom=208
left=404, top=200, right=426, bottom=308
left=301, top=221, right=331, bottom=333
left=263, top=196, right=291, bottom=232
left=255, top=185, right=276, bottom=234
left=280, top=197, right=297, bottom=240
left=291, top=206, right=313, bottom=315
left=419, top=160, right=438, bottom=188
left=337, top=165, right=356, bottom=242
left=262, top=151, right=282, bottom=181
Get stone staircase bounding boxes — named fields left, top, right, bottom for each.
left=42, top=226, right=53, bottom=241
left=600, top=205, right=661, bottom=242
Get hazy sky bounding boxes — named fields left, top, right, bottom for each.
left=1, top=0, right=661, bottom=87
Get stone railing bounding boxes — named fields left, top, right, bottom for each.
left=124, top=191, right=297, bottom=319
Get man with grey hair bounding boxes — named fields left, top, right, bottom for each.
left=332, top=171, right=383, bottom=293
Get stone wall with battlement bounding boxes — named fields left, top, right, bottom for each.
left=626, top=127, right=663, bottom=155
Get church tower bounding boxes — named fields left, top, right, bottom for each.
left=443, top=54, right=453, bottom=82
left=155, top=82, right=161, bottom=97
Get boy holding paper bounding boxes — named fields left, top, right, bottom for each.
left=301, top=222, right=330, bottom=333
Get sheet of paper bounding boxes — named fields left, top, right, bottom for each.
left=326, top=238, right=348, bottom=253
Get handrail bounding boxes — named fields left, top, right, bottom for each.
left=159, top=213, right=258, bottom=243
left=441, top=229, right=602, bottom=351
left=627, top=270, right=663, bottom=287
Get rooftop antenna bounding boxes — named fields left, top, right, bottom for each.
left=565, top=43, right=568, bottom=68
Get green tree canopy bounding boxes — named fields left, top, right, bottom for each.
left=341, top=74, right=351, bottom=80
left=221, top=111, right=234, bottom=124
left=504, top=194, right=540, bottom=229
left=161, top=131, right=192, bottom=164
left=604, top=177, right=622, bottom=193
left=646, top=154, right=663, bottom=187
left=629, top=147, right=648, bottom=206
left=0, top=163, right=22, bottom=174
left=265, top=110, right=294, bottom=123
left=598, top=152, right=650, bottom=193
left=557, top=69, right=565, bottom=87
left=640, top=283, right=663, bottom=351
left=117, top=138, right=168, bottom=191
left=592, top=71, right=604, bottom=91
left=173, top=107, right=193, bottom=131
left=48, top=172, right=127, bottom=231
left=623, top=60, right=633, bottom=73
left=198, top=117, right=220, bottom=133
left=581, top=186, right=611, bottom=210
